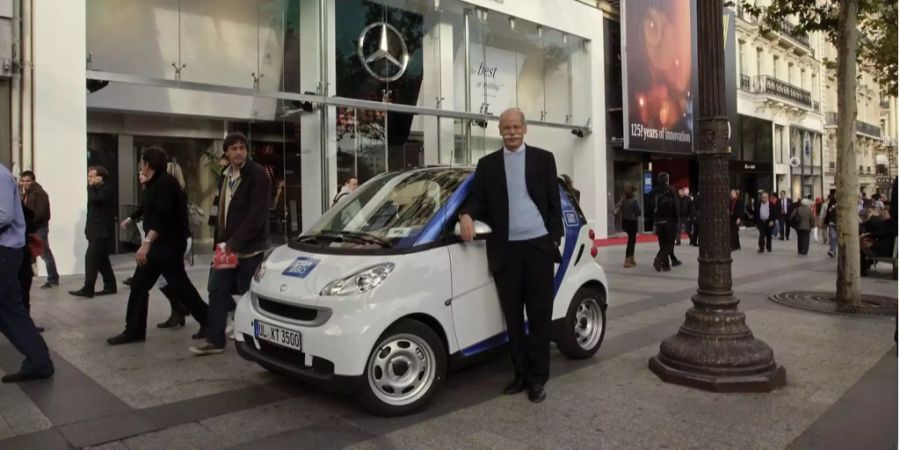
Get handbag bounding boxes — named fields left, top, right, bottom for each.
left=213, top=243, right=238, bottom=269
left=612, top=198, right=623, bottom=216
left=27, top=233, right=44, bottom=258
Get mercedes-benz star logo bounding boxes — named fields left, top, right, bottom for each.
left=357, top=22, right=409, bottom=82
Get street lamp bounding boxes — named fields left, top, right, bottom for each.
left=648, top=0, right=786, bottom=392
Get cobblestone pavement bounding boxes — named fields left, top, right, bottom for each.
left=0, top=228, right=896, bottom=449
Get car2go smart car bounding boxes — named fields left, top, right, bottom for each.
left=234, top=167, right=608, bottom=416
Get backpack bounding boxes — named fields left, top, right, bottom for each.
left=653, top=188, right=676, bottom=221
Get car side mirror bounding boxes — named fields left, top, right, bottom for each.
left=453, top=220, right=493, bottom=237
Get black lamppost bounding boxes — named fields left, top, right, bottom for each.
left=648, top=0, right=786, bottom=392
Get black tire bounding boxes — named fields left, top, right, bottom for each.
left=556, top=287, right=606, bottom=359
left=359, top=319, right=446, bottom=416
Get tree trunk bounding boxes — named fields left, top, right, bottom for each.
left=835, top=0, right=862, bottom=307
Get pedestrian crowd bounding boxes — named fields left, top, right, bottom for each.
left=612, top=175, right=897, bottom=274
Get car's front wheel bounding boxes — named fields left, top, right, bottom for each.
left=556, top=287, right=606, bottom=359
left=359, top=319, right=446, bottom=416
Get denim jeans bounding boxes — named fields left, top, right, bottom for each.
left=829, top=224, right=838, bottom=254
left=0, top=246, right=54, bottom=376
left=35, top=227, right=59, bottom=283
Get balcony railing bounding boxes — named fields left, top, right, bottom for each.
left=777, top=20, right=811, bottom=49
left=826, top=112, right=883, bottom=138
left=740, top=74, right=751, bottom=91
left=753, top=75, right=812, bottom=107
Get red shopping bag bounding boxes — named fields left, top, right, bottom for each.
left=213, top=243, right=238, bottom=269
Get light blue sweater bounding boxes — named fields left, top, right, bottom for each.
left=504, top=146, right=548, bottom=241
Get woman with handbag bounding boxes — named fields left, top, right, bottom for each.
left=614, top=183, right=642, bottom=268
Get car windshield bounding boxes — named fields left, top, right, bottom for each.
left=301, top=168, right=471, bottom=248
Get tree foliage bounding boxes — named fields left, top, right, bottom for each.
left=740, top=0, right=897, bottom=97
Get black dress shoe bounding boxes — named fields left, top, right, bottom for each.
left=96, top=288, right=117, bottom=296
left=123, top=277, right=133, bottom=287
left=671, top=259, right=682, bottom=267
left=2, top=371, right=53, bottom=383
left=192, top=327, right=207, bottom=340
left=35, top=326, right=45, bottom=333
left=503, top=377, right=526, bottom=395
left=107, top=333, right=145, bottom=346
left=157, top=314, right=186, bottom=329
left=69, top=289, right=94, bottom=298
left=527, top=385, right=546, bottom=403
left=40, top=281, right=58, bottom=289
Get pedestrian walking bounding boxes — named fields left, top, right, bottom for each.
left=729, top=190, right=743, bottom=251
left=107, top=147, right=209, bottom=346
left=753, top=191, right=779, bottom=253
left=676, top=187, right=693, bottom=246
left=613, top=182, right=641, bottom=268
left=0, top=162, right=54, bottom=383
left=824, top=192, right=837, bottom=257
left=651, top=172, right=680, bottom=271
left=70, top=166, right=117, bottom=298
left=459, top=108, right=562, bottom=403
left=332, top=176, right=359, bottom=206
left=19, top=171, right=59, bottom=288
left=777, top=190, right=792, bottom=241
left=191, top=132, right=271, bottom=356
left=790, top=198, right=816, bottom=255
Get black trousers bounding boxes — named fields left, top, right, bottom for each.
left=207, top=253, right=264, bottom=347
left=796, top=230, right=811, bottom=255
left=655, top=222, right=676, bottom=268
left=18, top=251, right=33, bottom=313
left=623, top=219, right=638, bottom=257
left=124, top=241, right=208, bottom=339
left=0, top=246, right=53, bottom=376
left=493, top=236, right=555, bottom=388
left=690, top=218, right=699, bottom=245
left=757, top=224, right=773, bottom=251
left=779, top=217, right=791, bottom=239
left=730, top=220, right=741, bottom=250
left=83, top=238, right=116, bottom=291
left=676, top=219, right=691, bottom=244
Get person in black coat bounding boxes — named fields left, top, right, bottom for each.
left=676, top=188, right=693, bottom=246
left=460, top=108, right=562, bottom=403
left=107, top=147, right=209, bottom=345
left=752, top=191, right=780, bottom=253
left=70, top=166, right=117, bottom=298
left=650, top=173, right=681, bottom=271
left=191, top=132, right=271, bottom=356
left=729, top=190, right=744, bottom=251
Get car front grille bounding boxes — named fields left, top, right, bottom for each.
left=256, top=296, right=318, bottom=322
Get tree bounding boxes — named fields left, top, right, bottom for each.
left=740, top=0, right=897, bottom=309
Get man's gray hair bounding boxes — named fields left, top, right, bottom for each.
left=499, top=107, right=527, bottom=126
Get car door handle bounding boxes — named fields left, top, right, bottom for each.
left=444, top=299, right=452, bottom=306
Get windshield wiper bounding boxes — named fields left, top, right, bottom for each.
left=317, top=230, right=391, bottom=248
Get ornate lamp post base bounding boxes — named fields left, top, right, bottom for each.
left=649, top=294, right=786, bottom=392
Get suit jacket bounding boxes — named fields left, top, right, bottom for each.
left=85, top=181, right=116, bottom=241
left=778, top=197, right=792, bottom=216
left=214, top=160, right=272, bottom=254
left=753, top=201, right=780, bottom=229
left=729, top=198, right=744, bottom=224
left=461, top=145, right=563, bottom=273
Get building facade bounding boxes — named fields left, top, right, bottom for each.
left=2, top=0, right=612, bottom=276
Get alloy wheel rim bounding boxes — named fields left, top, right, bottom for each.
left=574, top=298, right=603, bottom=350
left=367, top=333, right=436, bottom=406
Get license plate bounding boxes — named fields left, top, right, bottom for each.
left=254, top=320, right=302, bottom=351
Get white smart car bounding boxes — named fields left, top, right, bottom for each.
left=235, top=166, right=608, bottom=416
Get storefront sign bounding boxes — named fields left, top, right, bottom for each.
left=643, top=171, right=653, bottom=194
left=730, top=161, right=773, bottom=173
left=622, top=0, right=696, bottom=154
left=744, top=163, right=756, bottom=170
left=457, top=43, right=524, bottom=115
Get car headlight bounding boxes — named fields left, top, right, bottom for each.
left=319, top=263, right=395, bottom=296
left=253, top=262, right=267, bottom=283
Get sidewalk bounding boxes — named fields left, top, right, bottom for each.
left=0, top=228, right=895, bottom=449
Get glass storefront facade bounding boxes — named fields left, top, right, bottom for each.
left=85, top=0, right=593, bottom=248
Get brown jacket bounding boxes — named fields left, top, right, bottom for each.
left=23, top=182, right=50, bottom=229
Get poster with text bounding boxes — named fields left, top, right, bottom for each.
left=622, top=0, right=696, bottom=154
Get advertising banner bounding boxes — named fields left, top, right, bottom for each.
left=622, top=0, right=696, bottom=154
left=455, top=43, right=525, bottom=115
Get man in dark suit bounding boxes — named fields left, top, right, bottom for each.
left=777, top=190, right=792, bottom=240
left=753, top=191, right=779, bottom=253
left=460, top=108, right=562, bottom=403
left=730, top=189, right=743, bottom=251
left=191, top=132, right=271, bottom=356
left=107, top=147, right=209, bottom=345
left=70, top=166, right=117, bottom=298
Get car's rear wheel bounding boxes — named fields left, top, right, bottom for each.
left=557, top=287, right=606, bottom=359
left=359, top=319, right=446, bottom=416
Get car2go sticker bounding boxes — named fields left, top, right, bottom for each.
left=282, top=257, right=320, bottom=279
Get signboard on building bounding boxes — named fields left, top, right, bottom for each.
left=455, top=43, right=525, bottom=116
left=622, top=0, right=696, bottom=154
